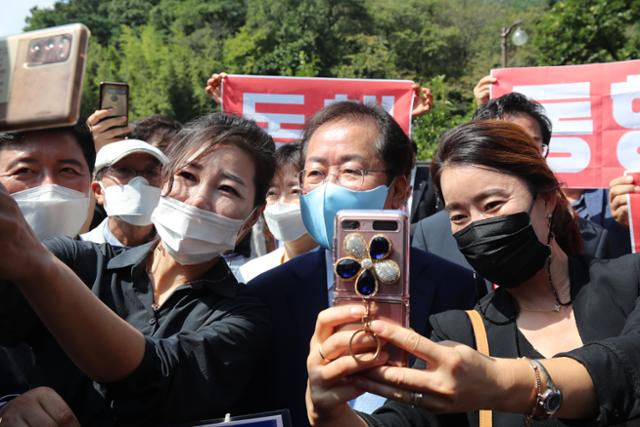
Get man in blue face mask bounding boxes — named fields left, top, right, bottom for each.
left=244, top=101, right=481, bottom=426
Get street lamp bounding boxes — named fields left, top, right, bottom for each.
left=501, top=20, right=528, bottom=68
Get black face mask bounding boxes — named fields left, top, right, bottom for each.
left=453, top=211, right=550, bottom=288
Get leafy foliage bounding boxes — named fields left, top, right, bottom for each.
left=22, top=0, right=638, bottom=159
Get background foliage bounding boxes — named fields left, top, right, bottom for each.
left=22, top=0, right=640, bottom=159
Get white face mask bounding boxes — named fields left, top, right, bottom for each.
left=151, top=196, right=251, bottom=265
left=263, top=201, right=307, bottom=242
left=12, top=184, right=90, bottom=241
left=102, top=176, right=161, bottom=226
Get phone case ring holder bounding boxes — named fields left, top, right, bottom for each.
left=334, top=233, right=401, bottom=362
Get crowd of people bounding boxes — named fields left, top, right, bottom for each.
left=0, top=68, right=638, bottom=427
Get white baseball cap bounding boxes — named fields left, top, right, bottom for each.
left=94, top=139, right=168, bottom=173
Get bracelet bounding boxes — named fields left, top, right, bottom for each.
left=524, top=358, right=543, bottom=425
left=524, top=359, right=563, bottom=423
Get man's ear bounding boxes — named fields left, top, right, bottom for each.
left=91, top=181, right=105, bottom=206
left=384, top=175, right=410, bottom=210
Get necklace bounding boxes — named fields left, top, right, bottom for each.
left=546, top=256, right=572, bottom=312
left=519, top=257, right=572, bottom=313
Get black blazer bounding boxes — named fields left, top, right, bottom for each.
left=410, top=163, right=439, bottom=226
left=362, top=254, right=640, bottom=427
left=245, top=247, right=481, bottom=427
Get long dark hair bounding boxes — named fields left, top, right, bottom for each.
left=431, top=120, right=582, bottom=256
left=162, top=113, right=276, bottom=207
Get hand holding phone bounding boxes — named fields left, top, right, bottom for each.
left=87, top=82, right=130, bottom=151
left=332, top=209, right=410, bottom=366
left=99, top=81, right=128, bottom=121
left=86, top=108, right=132, bottom=151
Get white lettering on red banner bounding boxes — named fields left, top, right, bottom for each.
left=492, top=60, right=640, bottom=188
left=221, top=75, right=413, bottom=144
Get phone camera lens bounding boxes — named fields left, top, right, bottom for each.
left=342, top=220, right=360, bottom=230
left=373, top=220, right=398, bottom=231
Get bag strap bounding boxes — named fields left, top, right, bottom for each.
left=465, top=310, right=492, bottom=427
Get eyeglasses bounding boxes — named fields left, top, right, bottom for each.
left=104, top=165, right=162, bottom=184
left=298, top=167, right=386, bottom=191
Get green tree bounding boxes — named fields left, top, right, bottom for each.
left=533, top=0, right=640, bottom=65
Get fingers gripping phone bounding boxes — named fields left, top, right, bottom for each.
left=99, top=81, right=128, bottom=124
left=0, top=23, right=90, bottom=131
left=333, top=209, right=410, bottom=366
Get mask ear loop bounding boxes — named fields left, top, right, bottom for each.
left=547, top=206, right=556, bottom=245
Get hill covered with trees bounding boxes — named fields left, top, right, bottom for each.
left=24, top=0, right=640, bottom=158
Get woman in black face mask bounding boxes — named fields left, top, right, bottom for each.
left=305, top=120, right=640, bottom=427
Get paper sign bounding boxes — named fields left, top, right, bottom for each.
left=491, top=60, right=640, bottom=188
left=221, top=75, right=414, bottom=143
left=625, top=171, right=640, bottom=253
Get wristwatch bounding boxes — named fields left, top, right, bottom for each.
left=528, top=358, right=563, bottom=419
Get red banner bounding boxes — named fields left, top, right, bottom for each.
left=626, top=171, right=640, bottom=253
left=491, top=60, right=640, bottom=188
left=221, top=75, right=414, bottom=144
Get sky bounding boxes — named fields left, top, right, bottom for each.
left=1, top=0, right=59, bottom=37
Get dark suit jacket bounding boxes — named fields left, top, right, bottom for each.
left=410, top=163, right=439, bottom=226
left=245, top=247, right=480, bottom=427
left=361, top=254, right=640, bottom=427
left=412, top=210, right=613, bottom=275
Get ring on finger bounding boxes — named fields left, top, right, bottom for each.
left=318, top=346, right=330, bottom=363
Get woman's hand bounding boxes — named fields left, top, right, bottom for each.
left=86, top=109, right=133, bottom=152
left=353, top=319, right=532, bottom=414
left=0, top=387, right=80, bottom=427
left=473, top=75, right=497, bottom=106
left=411, top=84, right=434, bottom=118
left=205, top=72, right=227, bottom=105
left=306, top=305, right=387, bottom=427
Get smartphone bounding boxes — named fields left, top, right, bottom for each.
left=333, top=209, right=410, bottom=366
left=99, top=81, right=129, bottom=124
left=0, top=23, right=90, bottom=131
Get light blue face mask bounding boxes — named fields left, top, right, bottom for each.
left=300, top=182, right=389, bottom=250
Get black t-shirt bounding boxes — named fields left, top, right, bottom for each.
left=0, top=238, right=271, bottom=426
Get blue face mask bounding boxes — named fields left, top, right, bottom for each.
left=300, top=182, right=389, bottom=250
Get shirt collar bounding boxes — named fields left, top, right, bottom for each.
left=107, top=241, right=240, bottom=298
left=101, top=218, right=127, bottom=248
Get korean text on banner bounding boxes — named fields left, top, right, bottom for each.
left=625, top=171, right=640, bottom=253
left=220, top=75, right=414, bottom=144
left=491, top=59, right=640, bottom=188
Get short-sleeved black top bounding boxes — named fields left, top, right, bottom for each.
left=0, top=238, right=271, bottom=426
left=361, top=254, right=640, bottom=427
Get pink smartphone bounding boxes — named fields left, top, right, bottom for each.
left=333, top=209, right=410, bottom=366
left=0, top=23, right=90, bottom=131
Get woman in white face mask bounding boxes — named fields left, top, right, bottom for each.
left=0, top=113, right=276, bottom=425
left=239, top=143, right=318, bottom=282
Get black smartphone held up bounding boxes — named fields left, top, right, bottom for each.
left=99, top=81, right=129, bottom=124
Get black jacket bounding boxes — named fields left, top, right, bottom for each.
left=0, top=238, right=270, bottom=426
left=246, top=247, right=481, bottom=427
left=362, top=254, right=640, bottom=427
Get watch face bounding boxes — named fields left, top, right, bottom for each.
left=542, top=390, right=563, bottom=414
